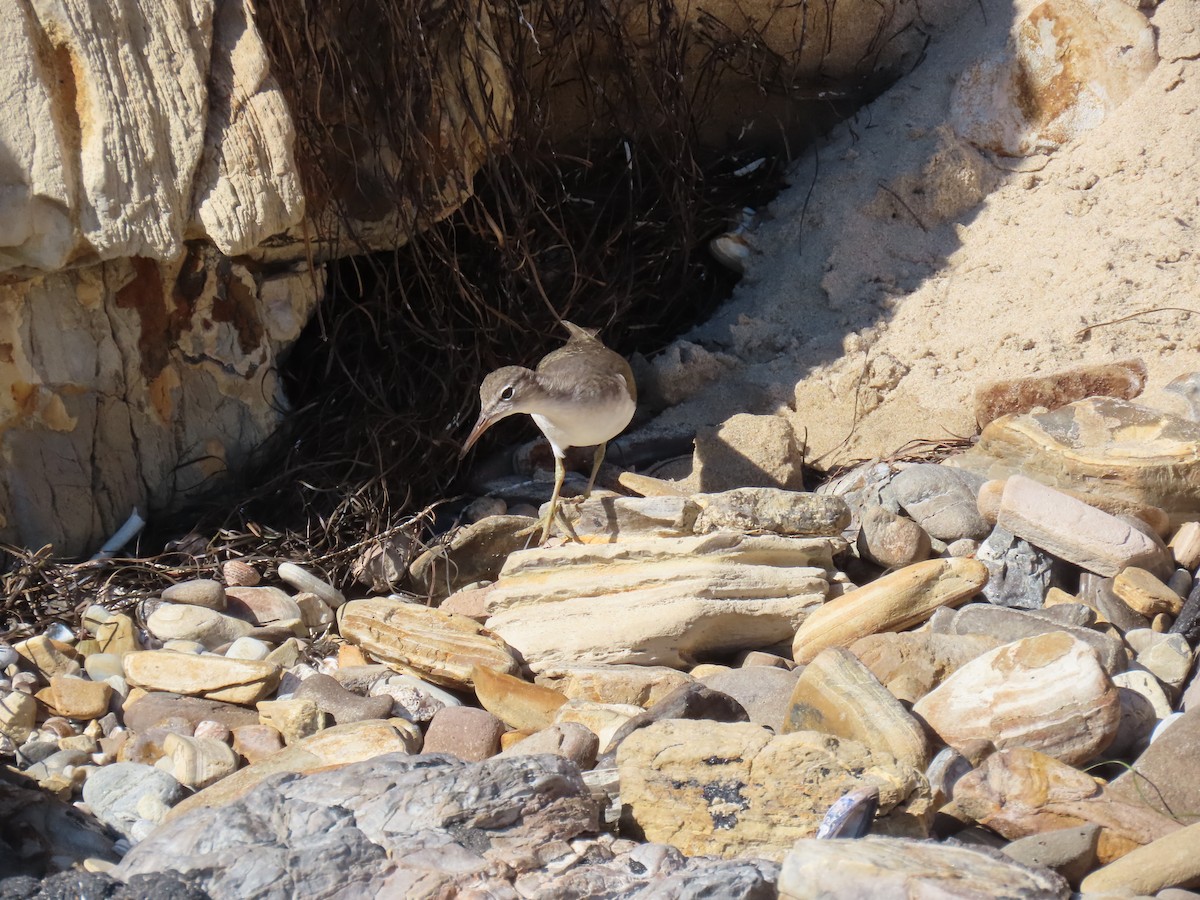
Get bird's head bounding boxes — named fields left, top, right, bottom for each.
left=459, top=366, right=542, bottom=458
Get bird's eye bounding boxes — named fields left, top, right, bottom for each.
left=500, top=385, right=515, bottom=401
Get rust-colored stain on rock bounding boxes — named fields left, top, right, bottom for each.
left=1011, top=631, right=1073, bottom=668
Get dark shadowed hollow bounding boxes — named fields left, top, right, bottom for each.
left=1, top=0, right=907, bottom=632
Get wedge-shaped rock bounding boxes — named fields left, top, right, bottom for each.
left=950, top=398, right=1200, bottom=517
left=849, top=631, right=1001, bottom=704
left=161, top=734, right=239, bottom=790
left=779, top=836, right=1069, bottom=899
left=167, top=719, right=422, bottom=819
left=949, top=748, right=1180, bottom=864
left=997, top=475, right=1172, bottom=578
left=339, top=597, right=519, bottom=689
left=792, top=558, right=987, bottom=665
left=483, top=532, right=834, bottom=671
left=783, top=648, right=929, bottom=769
left=124, top=651, right=281, bottom=705
left=535, top=665, right=696, bottom=708
left=618, top=720, right=931, bottom=860
left=473, top=665, right=567, bottom=732
left=913, top=633, right=1119, bottom=765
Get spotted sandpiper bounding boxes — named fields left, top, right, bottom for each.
left=460, top=321, right=637, bottom=543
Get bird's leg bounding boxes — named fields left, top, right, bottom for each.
left=584, top=442, right=607, bottom=499
left=516, top=455, right=568, bottom=544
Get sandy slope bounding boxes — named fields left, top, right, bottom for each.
left=650, top=0, right=1200, bottom=467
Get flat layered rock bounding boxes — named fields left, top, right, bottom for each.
left=692, top=488, right=851, bottom=537
left=123, top=651, right=281, bottom=705
left=166, top=719, right=422, bottom=819
left=339, top=596, right=520, bottom=689
left=913, top=632, right=1120, bottom=765
left=950, top=398, right=1200, bottom=517
left=617, top=719, right=930, bottom=860
left=996, top=475, right=1173, bottom=578
left=792, top=558, right=987, bottom=665
left=483, top=532, right=834, bottom=671
left=779, top=835, right=1069, bottom=899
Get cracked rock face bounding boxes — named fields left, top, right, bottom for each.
left=0, top=0, right=511, bottom=556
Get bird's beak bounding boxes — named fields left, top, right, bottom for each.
left=459, top=411, right=496, bottom=459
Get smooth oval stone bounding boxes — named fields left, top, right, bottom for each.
left=890, top=464, right=990, bottom=541
left=123, top=651, right=281, bottom=705
left=913, top=632, right=1120, bottom=765
left=146, top=605, right=253, bottom=649
left=161, top=579, right=227, bottom=610
left=792, top=558, right=987, bottom=665
left=82, top=762, right=185, bottom=840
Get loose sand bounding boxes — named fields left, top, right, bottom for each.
left=647, top=0, right=1200, bottom=467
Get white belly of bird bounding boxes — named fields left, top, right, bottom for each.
left=531, top=391, right=636, bottom=457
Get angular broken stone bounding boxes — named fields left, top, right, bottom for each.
left=849, top=631, right=1001, bottom=704
left=557, top=495, right=700, bottom=541
left=35, top=674, right=112, bottom=720
left=792, top=558, right=987, bottom=665
left=159, top=733, right=239, bottom=790
left=407, top=515, right=537, bottom=600
left=339, top=596, right=520, bottom=689
left=700, top=666, right=800, bottom=733
left=473, top=665, right=568, bottom=732
left=534, top=665, right=696, bottom=708
left=913, top=632, right=1119, bottom=765
left=783, top=648, right=929, bottom=769
left=976, top=526, right=1053, bottom=609
left=692, top=413, right=806, bottom=492
left=1113, top=566, right=1184, bottom=618
left=1169, top=521, right=1200, bottom=570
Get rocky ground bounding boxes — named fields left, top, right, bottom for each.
left=2, top=373, right=1200, bottom=898
left=5, top=0, right=1200, bottom=895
